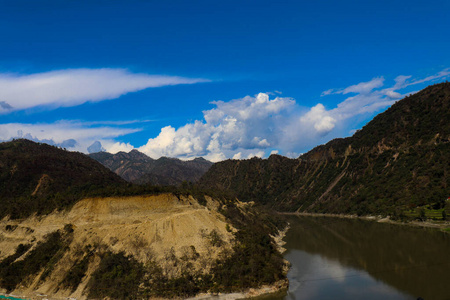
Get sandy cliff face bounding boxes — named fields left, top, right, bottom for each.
left=0, top=193, right=234, bottom=299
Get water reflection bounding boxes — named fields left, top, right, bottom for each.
left=277, top=216, right=450, bottom=300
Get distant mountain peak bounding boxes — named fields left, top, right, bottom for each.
left=90, top=150, right=213, bottom=185
left=193, top=157, right=208, bottom=161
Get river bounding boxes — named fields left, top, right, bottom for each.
left=2, top=216, right=449, bottom=300
left=266, top=216, right=450, bottom=300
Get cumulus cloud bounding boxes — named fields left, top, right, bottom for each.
left=232, top=152, right=242, bottom=160
left=300, top=104, right=336, bottom=134
left=246, top=151, right=265, bottom=159
left=101, top=141, right=135, bottom=154
left=138, top=68, right=449, bottom=161
left=138, top=93, right=295, bottom=161
left=0, top=68, right=208, bottom=113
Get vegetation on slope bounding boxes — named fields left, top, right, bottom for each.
left=199, top=82, right=450, bottom=217
left=0, top=137, right=287, bottom=298
left=0, top=192, right=287, bottom=299
left=87, top=251, right=144, bottom=299
left=0, top=139, right=126, bottom=219
left=84, top=198, right=287, bottom=299
left=0, top=225, right=74, bottom=292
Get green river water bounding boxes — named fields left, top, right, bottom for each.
left=267, top=216, right=450, bottom=300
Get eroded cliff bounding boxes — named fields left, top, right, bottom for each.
left=0, top=193, right=234, bottom=299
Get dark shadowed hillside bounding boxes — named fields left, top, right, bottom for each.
left=90, top=150, right=213, bottom=185
left=199, top=82, right=450, bottom=216
left=0, top=139, right=126, bottom=219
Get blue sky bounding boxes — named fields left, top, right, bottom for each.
left=0, top=0, right=449, bottom=161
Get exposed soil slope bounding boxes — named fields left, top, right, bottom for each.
left=0, top=193, right=233, bottom=299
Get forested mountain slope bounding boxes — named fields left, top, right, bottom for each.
left=0, top=139, right=126, bottom=219
left=199, top=82, right=450, bottom=215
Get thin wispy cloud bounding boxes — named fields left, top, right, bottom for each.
left=75, top=119, right=155, bottom=126
left=0, top=68, right=209, bottom=113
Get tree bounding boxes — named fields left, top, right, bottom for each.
left=419, top=208, right=427, bottom=221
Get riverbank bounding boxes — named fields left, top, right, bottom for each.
left=2, top=281, right=289, bottom=300
left=2, top=279, right=289, bottom=300
left=188, top=279, right=288, bottom=300
left=282, top=212, right=450, bottom=233
left=190, top=225, right=291, bottom=299
left=0, top=295, right=28, bottom=300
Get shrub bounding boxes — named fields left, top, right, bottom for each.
left=86, top=251, right=144, bottom=300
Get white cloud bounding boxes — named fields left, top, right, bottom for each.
left=0, top=121, right=139, bottom=153
left=300, top=104, right=336, bottom=135
left=2, top=68, right=447, bottom=161
left=232, top=152, right=242, bottom=160
left=320, top=89, right=334, bottom=97
left=101, top=141, right=135, bottom=154
left=138, top=93, right=295, bottom=161
left=203, top=152, right=227, bottom=162
left=408, top=68, right=450, bottom=86
left=138, top=68, right=449, bottom=161
left=393, top=75, right=412, bottom=88
left=0, top=68, right=208, bottom=113
left=340, top=77, right=384, bottom=94
left=285, top=151, right=301, bottom=158
left=246, top=151, right=265, bottom=159
left=384, top=90, right=402, bottom=99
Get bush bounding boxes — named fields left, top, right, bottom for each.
left=87, top=251, right=144, bottom=300
left=60, top=255, right=90, bottom=292
left=0, top=229, right=70, bottom=292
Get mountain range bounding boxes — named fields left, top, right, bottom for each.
left=1, top=82, right=449, bottom=299
left=199, top=82, right=450, bottom=216
left=89, top=150, right=213, bottom=185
